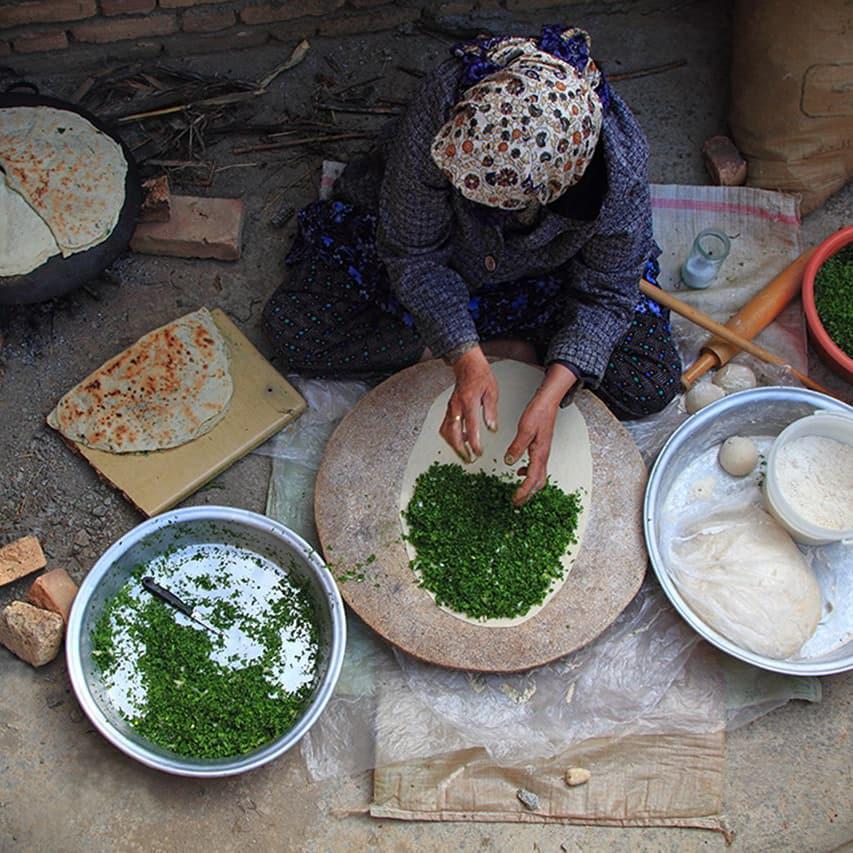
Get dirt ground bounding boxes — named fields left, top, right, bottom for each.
left=1, top=2, right=851, bottom=850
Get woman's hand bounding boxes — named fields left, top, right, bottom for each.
left=440, top=346, right=498, bottom=462
left=504, top=363, right=577, bottom=506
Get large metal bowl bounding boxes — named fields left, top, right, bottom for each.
left=645, top=387, right=853, bottom=676
left=66, top=507, right=346, bottom=777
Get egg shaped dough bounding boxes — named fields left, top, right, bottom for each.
left=685, top=382, right=726, bottom=414
left=719, top=436, right=758, bottom=476
left=713, top=363, right=757, bottom=394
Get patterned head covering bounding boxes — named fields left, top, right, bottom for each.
left=431, top=29, right=605, bottom=210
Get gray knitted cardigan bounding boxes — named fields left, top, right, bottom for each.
left=377, top=58, right=655, bottom=385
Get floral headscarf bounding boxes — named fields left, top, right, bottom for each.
left=431, top=28, right=605, bottom=210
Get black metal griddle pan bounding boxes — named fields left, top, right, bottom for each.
left=0, top=91, right=141, bottom=305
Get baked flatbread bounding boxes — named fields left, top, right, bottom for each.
left=48, top=308, right=233, bottom=453
left=0, top=107, right=127, bottom=257
left=0, top=170, right=60, bottom=276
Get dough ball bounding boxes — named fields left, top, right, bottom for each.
left=719, top=436, right=758, bottom=477
left=713, top=363, right=757, bottom=394
left=685, top=382, right=726, bottom=414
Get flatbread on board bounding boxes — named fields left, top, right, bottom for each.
left=48, top=308, right=233, bottom=453
left=399, top=360, right=593, bottom=627
left=0, top=107, right=127, bottom=258
left=0, top=170, right=60, bottom=277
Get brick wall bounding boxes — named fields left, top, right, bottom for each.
left=0, top=0, right=572, bottom=66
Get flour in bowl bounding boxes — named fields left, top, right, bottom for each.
left=776, top=435, right=853, bottom=530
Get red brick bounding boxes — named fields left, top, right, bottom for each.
left=100, top=0, right=156, bottom=15
left=240, top=0, right=344, bottom=25
left=27, top=568, right=79, bottom=624
left=315, top=5, right=419, bottom=36
left=131, top=195, right=245, bottom=260
left=181, top=6, right=237, bottom=33
left=702, top=135, right=748, bottom=187
left=12, top=29, right=69, bottom=52
left=158, top=0, right=232, bottom=7
left=0, top=536, right=47, bottom=587
left=0, top=0, right=96, bottom=28
left=0, top=602, right=64, bottom=667
left=165, top=25, right=269, bottom=54
left=72, top=13, right=176, bottom=43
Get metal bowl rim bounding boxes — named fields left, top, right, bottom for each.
left=65, top=505, right=347, bottom=778
left=644, top=386, right=853, bottom=676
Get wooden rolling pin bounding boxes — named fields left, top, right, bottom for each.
left=638, top=279, right=836, bottom=397
left=680, top=247, right=816, bottom=388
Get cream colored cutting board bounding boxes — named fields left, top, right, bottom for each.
left=56, top=308, right=305, bottom=517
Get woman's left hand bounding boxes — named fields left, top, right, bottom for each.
left=504, top=363, right=577, bottom=506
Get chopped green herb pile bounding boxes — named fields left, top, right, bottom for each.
left=815, top=245, right=853, bottom=357
left=403, top=463, right=582, bottom=620
left=91, top=551, right=319, bottom=759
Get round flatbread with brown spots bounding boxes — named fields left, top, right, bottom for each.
left=0, top=107, right=127, bottom=257
left=47, top=308, right=233, bottom=453
left=0, top=170, right=60, bottom=276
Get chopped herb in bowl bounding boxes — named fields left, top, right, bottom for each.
left=91, top=545, right=320, bottom=760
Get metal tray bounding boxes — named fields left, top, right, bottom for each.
left=65, top=507, right=346, bottom=777
left=645, top=387, right=853, bottom=676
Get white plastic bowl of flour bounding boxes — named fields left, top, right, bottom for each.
left=764, top=411, right=853, bottom=545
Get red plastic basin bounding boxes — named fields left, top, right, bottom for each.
left=802, top=225, right=853, bottom=385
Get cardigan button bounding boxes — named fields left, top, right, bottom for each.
left=484, top=255, right=497, bottom=272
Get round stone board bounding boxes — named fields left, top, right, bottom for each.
left=314, top=359, right=648, bottom=672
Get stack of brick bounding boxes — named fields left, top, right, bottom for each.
left=0, top=0, right=531, bottom=65
left=0, top=535, right=78, bottom=668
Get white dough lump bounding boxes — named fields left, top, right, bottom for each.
left=685, top=382, right=725, bottom=414
left=718, top=436, right=758, bottom=476
left=713, top=363, right=757, bottom=394
left=668, top=505, right=822, bottom=659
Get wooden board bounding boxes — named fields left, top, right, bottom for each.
left=314, top=360, right=648, bottom=673
left=59, top=308, right=305, bottom=517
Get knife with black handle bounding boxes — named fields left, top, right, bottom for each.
left=141, top=576, right=220, bottom=635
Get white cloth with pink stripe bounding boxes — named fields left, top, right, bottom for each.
left=651, top=182, right=807, bottom=375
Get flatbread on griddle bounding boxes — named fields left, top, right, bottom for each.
left=0, top=107, right=127, bottom=257
left=0, top=170, right=60, bottom=276
left=47, top=308, right=233, bottom=453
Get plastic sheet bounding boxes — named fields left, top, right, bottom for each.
left=264, top=184, right=820, bottom=782
left=387, top=583, right=718, bottom=763
left=258, top=377, right=367, bottom=546
left=263, top=377, right=821, bottom=782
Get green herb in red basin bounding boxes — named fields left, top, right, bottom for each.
left=814, top=245, right=853, bottom=358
